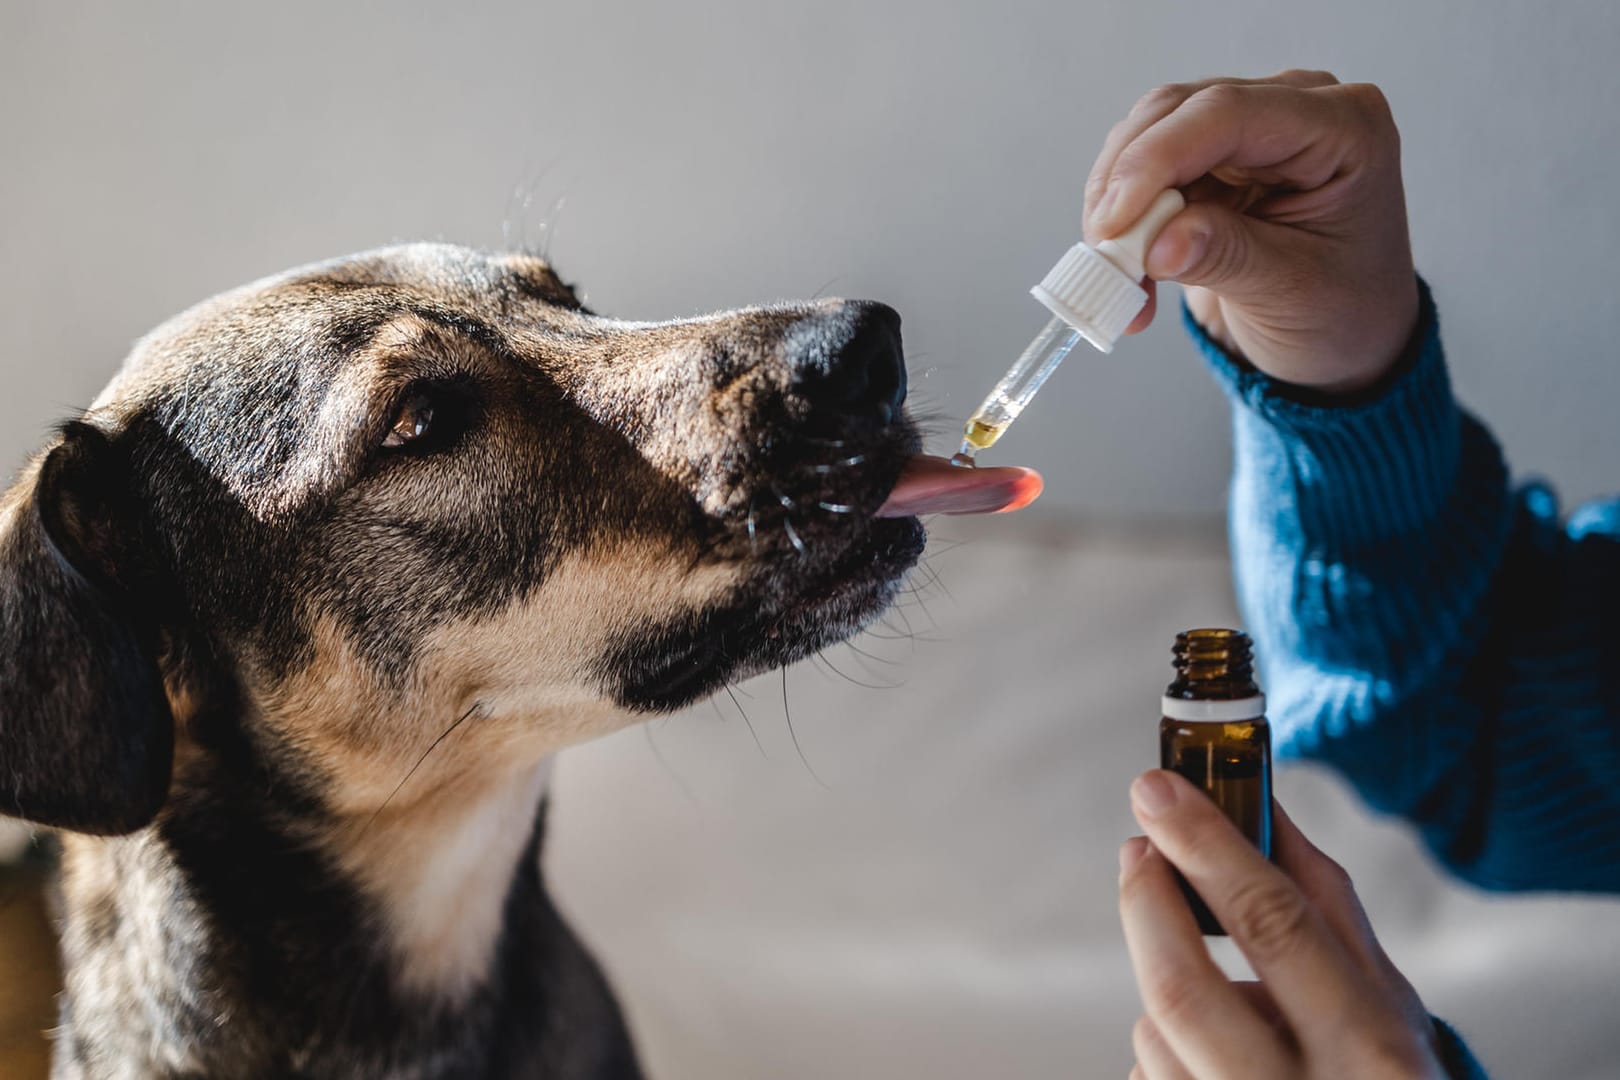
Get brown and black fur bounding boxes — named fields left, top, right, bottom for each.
left=0, top=244, right=925, bottom=1077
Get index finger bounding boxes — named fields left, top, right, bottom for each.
left=1130, top=771, right=1379, bottom=1043
left=1084, top=70, right=1339, bottom=235
left=1091, top=83, right=1354, bottom=240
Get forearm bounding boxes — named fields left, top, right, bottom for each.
left=1192, top=283, right=1620, bottom=890
left=1201, top=280, right=1512, bottom=746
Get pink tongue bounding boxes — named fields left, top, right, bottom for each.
left=876, top=455, right=1044, bottom=517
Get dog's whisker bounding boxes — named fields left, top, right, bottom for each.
left=897, top=592, right=940, bottom=631
left=722, top=683, right=768, bottom=758
left=922, top=536, right=973, bottom=556
left=642, top=724, right=702, bottom=808
left=904, top=583, right=950, bottom=615
left=816, top=500, right=855, bottom=514
left=805, top=653, right=838, bottom=683
left=838, top=647, right=907, bottom=686
left=809, top=276, right=842, bottom=302
left=357, top=702, right=482, bottom=840
left=781, top=516, right=807, bottom=558
left=810, top=453, right=868, bottom=473
left=890, top=598, right=940, bottom=637
left=911, top=559, right=955, bottom=603
left=780, top=668, right=829, bottom=789
left=841, top=640, right=902, bottom=667
left=854, top=627, right=913, bottom=641
left=814, top=649, right=899, bottom=691
left=537, top=193, right=567, bottom=262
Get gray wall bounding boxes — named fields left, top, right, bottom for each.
left=3, top=0, right=1616, bottom=517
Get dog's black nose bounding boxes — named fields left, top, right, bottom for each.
left=800, top=301, right=908, bottom=430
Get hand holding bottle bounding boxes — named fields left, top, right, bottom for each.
left=1119, top=771, right=1448, bottom=1080
left=1085, top=71, right=1418, bottom=397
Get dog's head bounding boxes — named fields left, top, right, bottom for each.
left=0, top=244, right=934, bottom=834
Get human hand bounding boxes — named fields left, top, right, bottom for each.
left=1085, top=72, right=1418, bottom=396
left=1119, top=770, right=1446, bottom=1079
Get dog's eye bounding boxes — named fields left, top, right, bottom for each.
left=377, top=380, right=479, bottom=458
left=383, top=393, right=437, bottom=449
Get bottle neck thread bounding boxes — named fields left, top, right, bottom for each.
left=1165, top=628, right=1260, bottom=701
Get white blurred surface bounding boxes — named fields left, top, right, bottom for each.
left=549, top=517, right=1620, bottom=1079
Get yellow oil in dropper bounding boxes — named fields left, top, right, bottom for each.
left=963, top=418, right=1004, bottom=450
left=950, top=189, right=1186, bottom=467
left=952, top=315, right=1089, bottom=463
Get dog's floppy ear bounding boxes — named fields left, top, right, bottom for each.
left=0, top=420, right=173, bottom=834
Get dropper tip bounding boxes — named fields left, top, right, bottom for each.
left=949, top=444, right=977, bottom=468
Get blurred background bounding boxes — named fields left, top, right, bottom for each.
left=3, top=1, right=1619, bottom=1076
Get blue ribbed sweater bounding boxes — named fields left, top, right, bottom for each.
left=1189, top=281, right=1618, bottom=1078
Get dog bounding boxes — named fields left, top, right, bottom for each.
left=0, top=242, right=972, bottom=1077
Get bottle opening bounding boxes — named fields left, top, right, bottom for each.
left=1166, top=628, right=1259, bottom=701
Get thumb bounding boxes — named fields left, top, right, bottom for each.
left=1143, top=201, right=1282, bottom=298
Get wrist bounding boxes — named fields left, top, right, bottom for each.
left=1187, top=277, right=1481, bottom=552
left=1191, top=276, right=1429, bottom=410
left=1308, top=275, right=1424, bottom=400
left=1184, top=275, right=1421, bottom=403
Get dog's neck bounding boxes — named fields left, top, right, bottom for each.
left=325, top=752, right=557, bottom=999
left=54, top=703, right=636, bottom=1077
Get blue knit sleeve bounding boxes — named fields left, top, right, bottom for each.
left=1431, top=1017, right=1491, bottom=1079
left=1189, top=282, right=1620, bottom=892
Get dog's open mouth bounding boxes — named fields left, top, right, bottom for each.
left=608, top=454, right=1044, bottom=712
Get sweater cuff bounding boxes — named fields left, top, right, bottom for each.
left=1431, top=1017, right=1490, bottom=1079
left=1186, top=280, right=1459, bottom=551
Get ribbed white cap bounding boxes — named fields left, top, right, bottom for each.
left=1029, top=188, right=1187, bottom=354
left=1030, top=245, right=1145, bottom=354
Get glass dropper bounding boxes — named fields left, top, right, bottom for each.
left=957, top=315, right=1085, bottom=458
left=952, top=189, right=1187, bottom=465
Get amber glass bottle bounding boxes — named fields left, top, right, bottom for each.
left=1159, top=628, right=1272, bottom=936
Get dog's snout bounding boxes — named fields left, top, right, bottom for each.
left=799, top=301, right=907, bottom=430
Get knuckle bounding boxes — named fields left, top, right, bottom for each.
left=1110, top=143, right=1147, bottom=183
left=1117, top=860, right=1155, bottom=910
left=1141, top=960, right=1205, bottom=1027
left=1340, top=82, right=1396, bottom=128
left=1135, top=82, right=1189, bottom=115
left=1224, top=878, right=1312, bottom=961
left=1105, top=116, right=1138, bottom=144
left=1356, top=1033, right=1438, bottom=1078
left=1130, top=1015, right=1158, bottom=1056
left=1188, top=81, right=1246, bottom=113
left=1279, top=67, right=1339, bottom=86
left=1317, top=854, right=1356, bottom=898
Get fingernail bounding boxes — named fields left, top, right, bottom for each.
left=1119, top=836, right=1149, bottom=875
left=1148, top=226, right=1208, bottom=280
left=1131, top=772, right=1178, bottom=818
